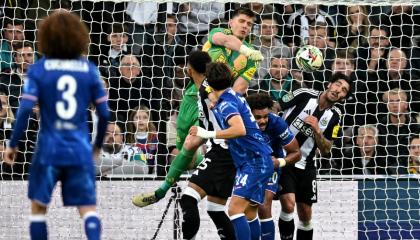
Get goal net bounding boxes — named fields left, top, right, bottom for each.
left=0, top=1, right=419, bottom=239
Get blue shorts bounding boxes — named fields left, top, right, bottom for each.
left=232, top=154, right=273, bottom=204
left=265, top=168, right=281, bottom=194
left=28, top=162, right=96, bottom=206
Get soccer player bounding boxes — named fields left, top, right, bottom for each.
left=277, top=73, right=352, bottom=240
left=190, top=62, right=273, bottom=240
left=132, top=7, right=263, bottom=207
left=246, top=93, right=301, bottom=240
left=203, top=7, right=263, bottom=94
left=3, top=11, right=110, bottom=240
left=132, top=51, right=211, bottom=206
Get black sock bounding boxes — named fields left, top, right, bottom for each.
left=297, top=228, right=313, bottom=240
left=207, top=211, right=236, bottom=240
left=180, top=195, right=200, bottom=239
left=278, top=218, right=295, bottom=240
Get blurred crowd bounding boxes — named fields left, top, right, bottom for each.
left=0, top=1, right=419, bottom=179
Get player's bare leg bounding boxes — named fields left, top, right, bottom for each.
left=278, top=193, right=296, bottom=240
left=245, top=203, right=261, bottom=240
left=29, top=201, right=48, bottom=240
left=132, top=134, right=205, bottom=208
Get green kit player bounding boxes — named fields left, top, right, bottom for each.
left=132, top=8, right=262, bottom=208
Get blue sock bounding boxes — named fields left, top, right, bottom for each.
left=248, top=217, right=261, bottom=240
left=260, top=218, right=275, bottom=240
left=83, top=212, right=102, bottom=240
left=29, top=215, right=48, bottom=240
left=230, top=214, right=250, bottom=240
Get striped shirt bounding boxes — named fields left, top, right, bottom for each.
left=279, top=88, right=342, bottom=170
left=198, top=79, right=228, bottom=150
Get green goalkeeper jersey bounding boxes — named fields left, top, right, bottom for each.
left=176, top=81, right=199, bottom=150
left=203, top=27, right=257, bottom=83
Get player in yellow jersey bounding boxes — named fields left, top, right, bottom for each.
left=132, top=8, right=263, bottom=209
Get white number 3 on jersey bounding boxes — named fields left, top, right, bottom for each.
left=56, top=75, right=78, bottom=119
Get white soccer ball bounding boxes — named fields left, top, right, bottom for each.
left=295, top=45, right=324, bottom=72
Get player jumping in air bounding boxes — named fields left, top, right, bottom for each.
left=132, top=7, right=263, bottom=208
left=277, top=73, right=352, bottom=240
left=189, top=62, right=273, bottom=240
left=4, top=11, right=110, bottom=240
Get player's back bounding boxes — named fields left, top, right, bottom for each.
left=27, top=57, right=104, bottom=166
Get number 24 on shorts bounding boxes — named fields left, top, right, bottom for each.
left=235, top=174, right=248, bottom=187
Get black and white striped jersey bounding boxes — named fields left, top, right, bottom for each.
left=197, top=79, right=228, bottom=150
left=279, top=88, right=342, bottom=170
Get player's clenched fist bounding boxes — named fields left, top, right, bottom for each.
left=304, top=116, right=321, bottom=135
left=3, top=147, right=17, bottom=165
left=239, top=44, right=264, bottom=62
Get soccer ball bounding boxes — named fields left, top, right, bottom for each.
left=295, top=45, right=324, bottom=72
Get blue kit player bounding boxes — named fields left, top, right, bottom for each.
left=246, top=93, right=301, bottom=240
left=4, top=11, right=110, bottom=240
left=189, top=62, right=273, bottom=240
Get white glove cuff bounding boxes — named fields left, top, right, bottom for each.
left=239, top=44, right=251, bottom=55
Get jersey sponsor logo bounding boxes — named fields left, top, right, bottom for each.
left=332, top=124, right=340, bottom=138
left=292, top=117, right=314, bottom=138
left=282, top=92, right=294, bottom=102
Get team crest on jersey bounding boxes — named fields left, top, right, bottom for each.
left=320, top=117, right=328, bottom=126
left=282, top=92, right=294, bottom=102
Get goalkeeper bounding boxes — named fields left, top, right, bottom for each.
left=132, top=7, right=263, bottom=208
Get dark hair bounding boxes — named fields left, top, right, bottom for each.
left=329, top=73, right=353, bottom=97
left=333, top=49, right=355, bottom=64
left=188, top=51, right=211, bottom=74
left=12, top=41, right=34, bottom=51
left=260, top=15, right=277, bottom=23
left=369, top=25, right=390, bottom=37
left=231, top=7, right=255, bottom=19
left=246, top=93, right=274, bottom=110
left=3, top=18, right=23, bottom=28
left=166, top=14, right=177, bottom=23
left=206, top=62, right=233, bottom=91
left=38, top=11, right=89, bottom=59
left=309, top=21, right=328, bottom=30
left=108, top=23, right=127, bottom=35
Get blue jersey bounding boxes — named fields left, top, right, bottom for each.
left=212, top=88, right=272, bottom=167
left=10, top=57, right=109, bottom=166
left=263, top=113, right=295, bottom=158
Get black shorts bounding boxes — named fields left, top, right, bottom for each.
left=189, top=145, right=236, bottom=199
left=278, top=166, right=317, bottom=204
